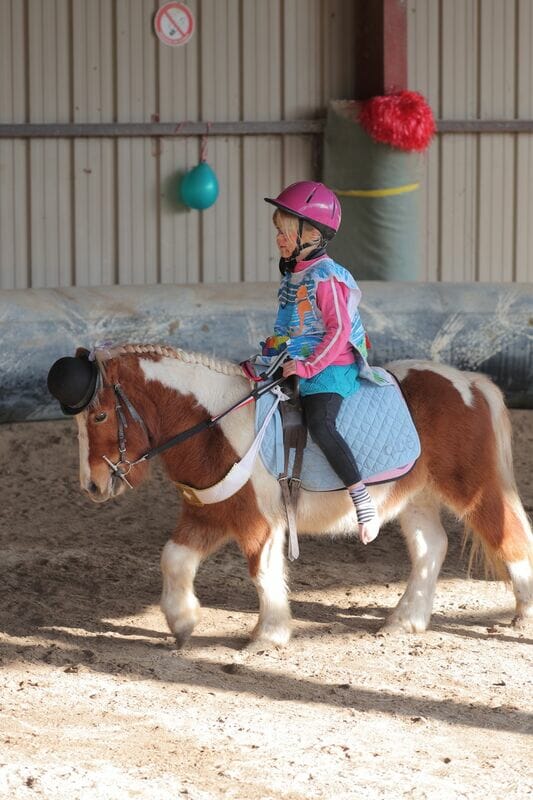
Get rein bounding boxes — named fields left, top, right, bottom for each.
left=103, top=374, right=287, bottom=489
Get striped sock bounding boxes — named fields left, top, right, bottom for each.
left=348, top=483, right=376, bottom=523
left=349, top=483, right=380, bottom=544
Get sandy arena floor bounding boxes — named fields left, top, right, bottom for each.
left=0, top=410, right=532, bottom=800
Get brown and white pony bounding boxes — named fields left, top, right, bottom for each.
left=75, top=343, right=533, bottom=647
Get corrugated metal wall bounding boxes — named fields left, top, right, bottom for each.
left=0, top=0, right=356, bottom=289
left=408, top=0, right=533, bottom=282
left=1, top=0, right=531, bottom=288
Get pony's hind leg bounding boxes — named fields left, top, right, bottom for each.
left=245, top=523, right=292, bottom=647
left=382, top=494, right=447, bottom=633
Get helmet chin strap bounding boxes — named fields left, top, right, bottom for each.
left=279, top=219, right=328, bottom=275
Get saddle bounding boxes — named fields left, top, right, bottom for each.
left=243, top=359, right=421, bottom=560
left=256, top=370, right=420, bottom=491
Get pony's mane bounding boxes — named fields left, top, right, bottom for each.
left=92, top=342, right=243, bottom=377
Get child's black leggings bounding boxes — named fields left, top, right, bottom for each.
left=300, top=392, right=362, bottom=487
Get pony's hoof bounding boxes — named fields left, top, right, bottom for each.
left=162, top=597, right=200, bottom=648
left=511, top=613, right=532, bottom=630
left=250, top=622, right=292, bottom=648
left=380, top=616, right=428, bottom=634
left=379, top=619, right=407, bottom=635
left=242, top=639, right=278, bottom=655
left=172, top=624, right=195, bottom=648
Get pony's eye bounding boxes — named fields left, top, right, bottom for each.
left=94, top=412, right=108, bottom=423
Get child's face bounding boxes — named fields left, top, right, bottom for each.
left=274, top=211, right=319, bottom=260
left=274, top=221, right=297, bottom=259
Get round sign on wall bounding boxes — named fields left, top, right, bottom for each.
left=154, top=2, right=195, bottom=47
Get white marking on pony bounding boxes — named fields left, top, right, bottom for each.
left=387, top=360, right=475, bottom=407
left=507, top=559, right=533, bottom=620
left=507, top=559, right=533, bottom=599
left=251, top=524, right=292, bottom=645
left=76, top=413, right=91, bottom=491
left=383, top=495, right=448, bottom=633
left=160, top=541, right=201, bottom=642
left=295, top=484, right=389, bottom=536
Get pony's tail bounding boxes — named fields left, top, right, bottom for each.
left=464, top=374, right=533, bottom=582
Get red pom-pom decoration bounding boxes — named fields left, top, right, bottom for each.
left=358, top=90, right=436, bottom=152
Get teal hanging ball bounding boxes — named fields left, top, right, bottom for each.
left=179, top=162, right=219, bottom=210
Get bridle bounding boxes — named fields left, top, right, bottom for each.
left=100, top=352, right=291, bottom=490
left=101, top=380, right=234, bottom=489
left=102, top=383, right=152, bottom=489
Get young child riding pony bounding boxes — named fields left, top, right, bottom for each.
left=263, top=181, right=380, bottom=545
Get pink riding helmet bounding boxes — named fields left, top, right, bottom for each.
left=265, top=181, right=341, bottom=239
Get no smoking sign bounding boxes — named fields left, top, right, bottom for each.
left=154, top=2, right=195, bottom=47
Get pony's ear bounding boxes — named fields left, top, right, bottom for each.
left=75, top=347, right=90, bottom=359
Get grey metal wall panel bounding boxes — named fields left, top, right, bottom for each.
left=27, top=0, right=72, bottom=288
left=408, top=0, right=533, bottom=283
left=0, top=1, right=28, bottom=289
left=281, top=0, right=321, bottom=209
left=407, top=0, right=440, bottom=282
left=440, top=0, right=478, bottom=283
left=2, top=0, right=530, bottom=288
left=0, top=0, right=363, bottom=289
left=200, top=0, right=241, bottom=283
left=516, top=0, right=533, bottom=282
left=477, top=0, right=516, bottom=282
left=116, top=0, right=159, bottom=285
left=323, top=0, right=357, bottom=102
left=73, top=0, right=116, bottom=286
left=159, top=0, right=201, bottom=284
left=242, top=0, right=283, bottom=282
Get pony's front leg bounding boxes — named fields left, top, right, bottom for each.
left=161, top=513, right=225, bottom=647
left=247, top=523, right=292, bottom=647
left=160, top=538, right=202, bottom=646
left=382, top=495, right=447, bottom=633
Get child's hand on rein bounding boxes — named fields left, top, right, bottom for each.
left=282, top=359, right=298, bottom=377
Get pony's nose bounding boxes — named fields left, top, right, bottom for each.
left=84, top=479, right=111, bottom=503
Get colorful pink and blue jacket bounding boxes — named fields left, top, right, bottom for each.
left=273, top=255, right=378, bottom=383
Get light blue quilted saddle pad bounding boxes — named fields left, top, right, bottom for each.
left=256, top=368, right=421, bottom=490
